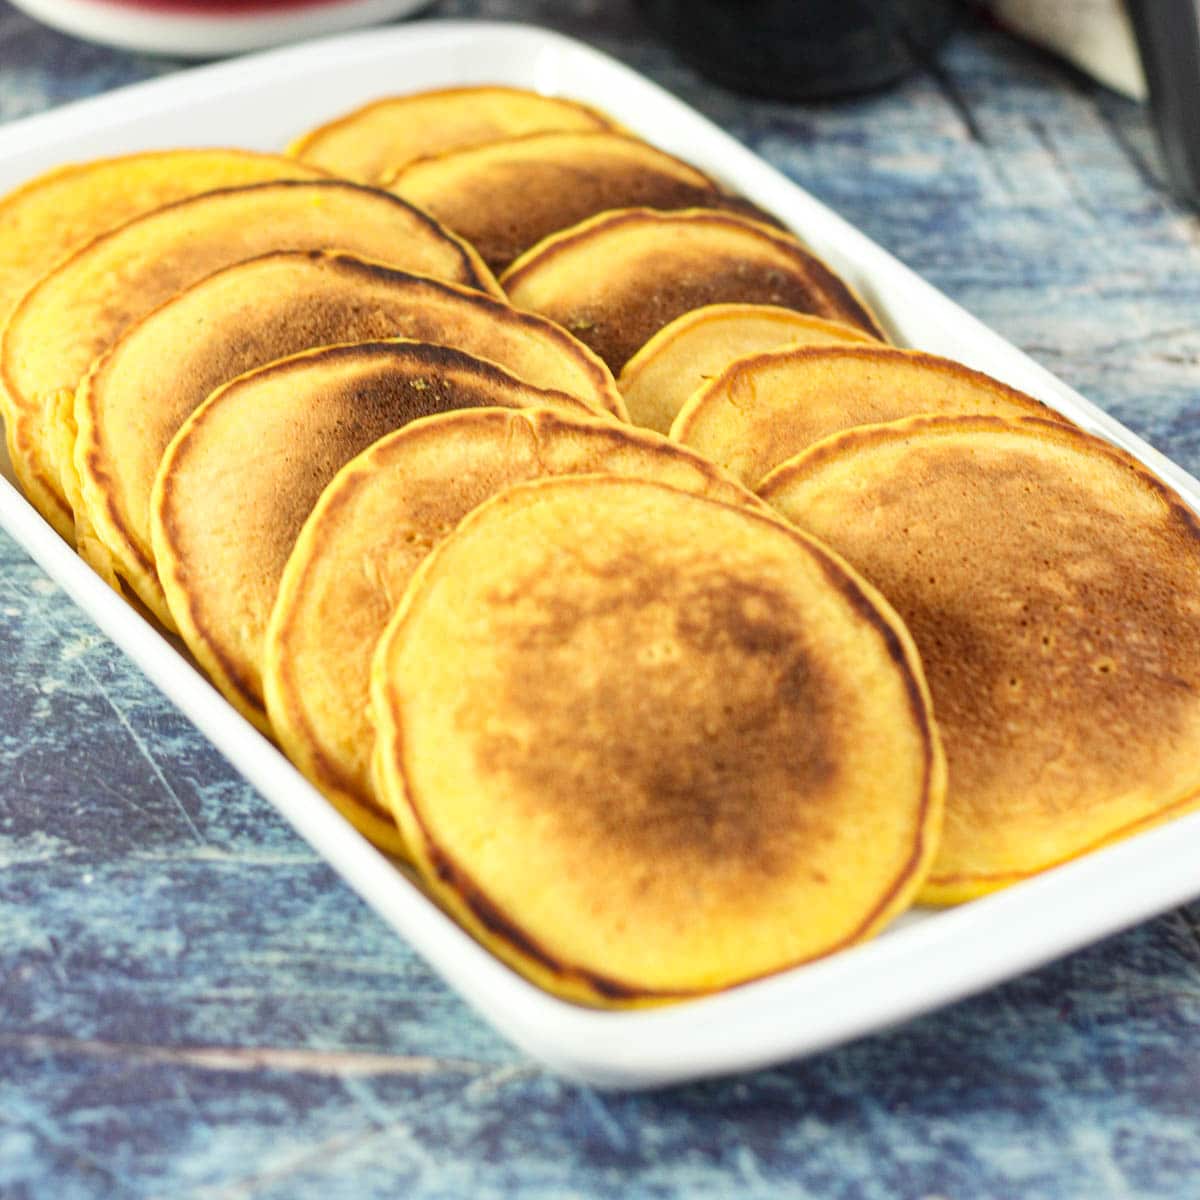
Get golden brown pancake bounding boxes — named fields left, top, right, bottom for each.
left=386, top=131, right=744, bottom=273
left=264, top=406, right=770, bottom=855
left=0, top=149, right=328, bottom=331
left=289, top=86, right=617, bottom=182
left=672, top=345, right=1065, bottom=487
left=71, top=250, right=624, bottom=628
left=370, top=474, right=944, bottom=1005
left=0, top=150, right=329, bottom=533
left=501, top=207, right=885, bottom=371
left=3, top=180, right=498, bottom=542
left=619, top=304, right=878, bottom=434
left=151, top=342, right=590, bottom=732
left=760, top=415, right=1200, bottom=903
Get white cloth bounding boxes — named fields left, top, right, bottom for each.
left=988, top=0, right=1147, bottom=99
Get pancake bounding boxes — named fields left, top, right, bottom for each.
left=0, top=150, right=329, bottom=532
left=289, top=86, right=617, bottom=182
left=71, top=250, right=624, bottom=628
left=264, top=406, right=770, bottom=855
left=370, top=475, right=944, bottom=1005
left=0, top=148, right=327, bottom=332
left=386, top=131, right=746, bottom=273
left=3, top=180, right=498, bottom=542
left=760, top=415, right=1200, bottom=903
left=500, top=207, right=885, bottom=372
left=151, top=342, right=590, bottom=732
left=619, top=304, right=878, bottom=434
left=671, top=345, right=1065, bottom=488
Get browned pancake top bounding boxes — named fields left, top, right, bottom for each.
left=843, top=433, right=1200, bottom=807
left=162, top=343, right=586, bottom=603
left=3, top=178, right=500, bottom=533
left=501, top=208, right=883, bottom=370
left=466, top=547, right=843, bottom=879
left=265, top=404, right=770, bottom=828
left=153, top=341, right=588, bottom=722
left=6, top=178, right=496, bottom=405
left=388, top=131, right=730, bottom=272
left=763, top=415, right=1200, bottom=888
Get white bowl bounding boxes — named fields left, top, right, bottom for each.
left=7, top=0, right=434, bottom=57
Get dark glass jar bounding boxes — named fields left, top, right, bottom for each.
left=639, top=0, right=963, bottom=100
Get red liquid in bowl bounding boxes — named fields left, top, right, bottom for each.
left=85, top=0, right=359, bottom=13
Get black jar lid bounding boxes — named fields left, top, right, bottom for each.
left=639, top=0, right=963, bottom=101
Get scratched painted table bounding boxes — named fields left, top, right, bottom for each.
left=1, top=1, right=1199, bottom=1196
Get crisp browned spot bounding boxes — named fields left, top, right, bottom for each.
left=434, top=169, right=719, bottom=272
left=177, top=344, right=575, bottom=594
left=466, top=552, right=841, bottom=884
left=388, top=132, right=733, bottom=272
left=502, top=209, right=883, bottom=372
left=559, top=258, right=851, bottom=371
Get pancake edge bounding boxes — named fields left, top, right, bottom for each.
left=152, top=342, right=591, bottom=735
left=672, top=344, right=1070, bottom=468
left=287, top=85, right=620, bottom=179
left=371, top=473, right=946, bottom=1007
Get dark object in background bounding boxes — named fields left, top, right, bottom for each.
left=1126, top=0, right=1200, bottom=211
left=639, top=0, right=963, bottom=99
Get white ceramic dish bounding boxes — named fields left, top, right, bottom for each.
left=7, top=0, right=432, bottom=58
left=1, top=21, right=1198, bottom=1091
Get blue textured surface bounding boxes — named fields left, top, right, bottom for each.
left=1, top=2, right=1199, bottom=1196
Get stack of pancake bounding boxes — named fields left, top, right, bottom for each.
left=4, top=85, right=1198, bottom=1006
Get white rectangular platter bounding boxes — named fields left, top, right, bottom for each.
left=2, top=20, right=1199, bottom=1091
